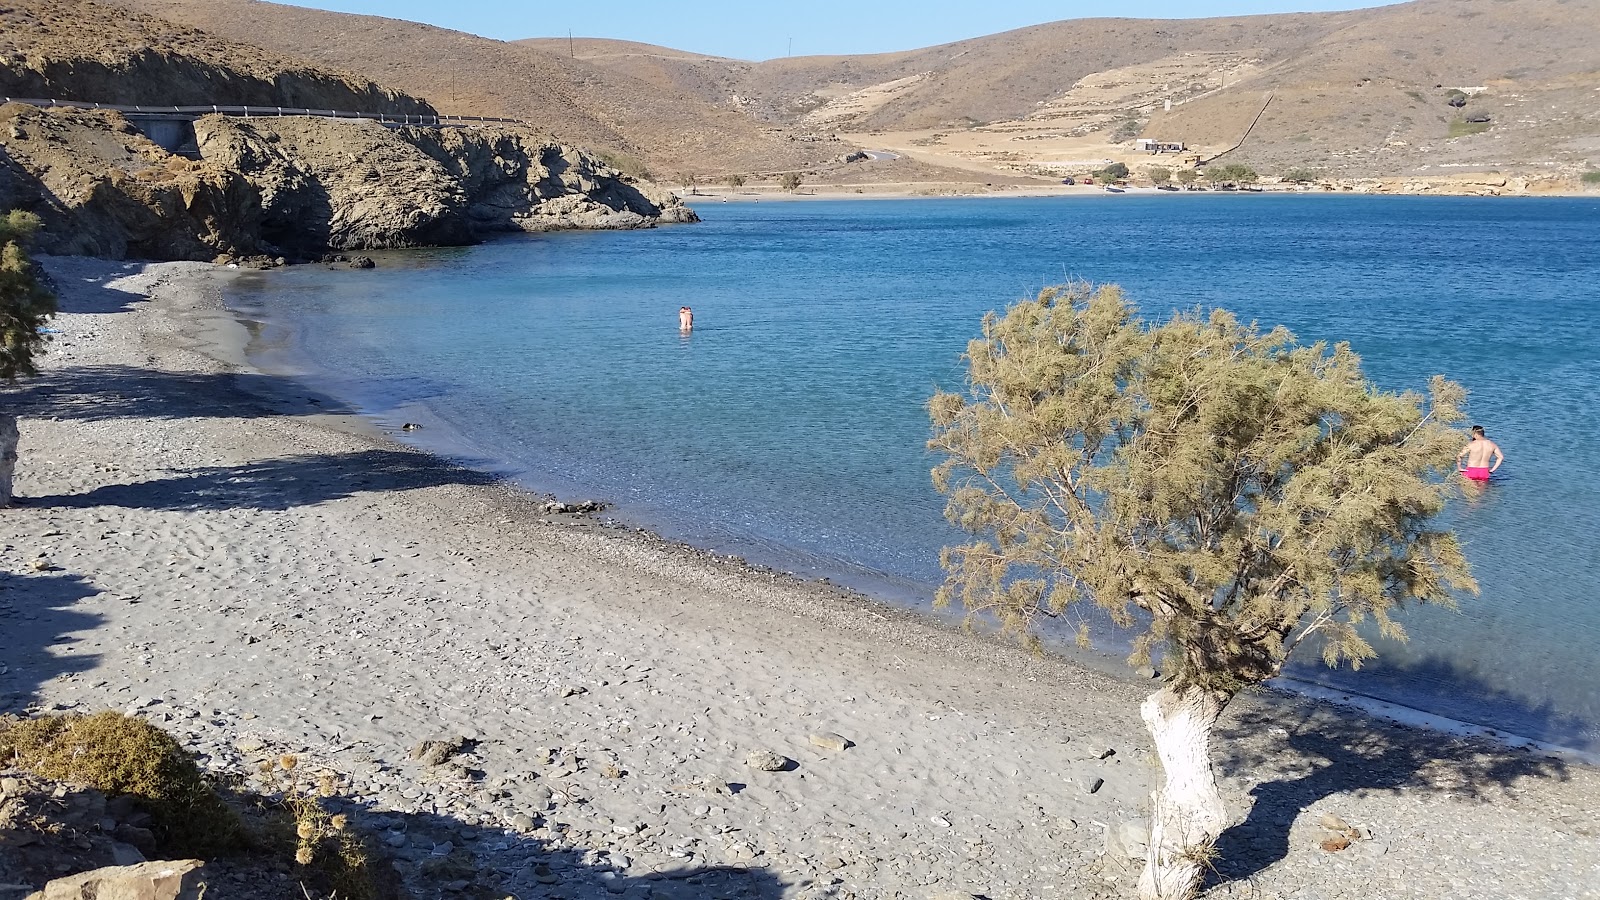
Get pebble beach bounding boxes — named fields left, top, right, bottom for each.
left=2, top=256, right=1597, bottom=899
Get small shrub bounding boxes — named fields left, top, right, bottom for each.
left=778, top=171, right=803, bottom=191
left=1581, top=171, right=1600, bottom=186
left=1096, top=162, right=1130, bottom=181
left=1176, top=169, right=1197, bottom=186
left=1109, top=118, right=1143, bottom=144
left=1282, top=168, right=1320, bottom=184
left=0, top=712, right=243, bottom=855
left=1148, top=166, right=1172, bottom=185
left=1448, top=118, right=1491, bottom=138
left=1444, top=88, right=1468, bottom=108
left=724, top=173, right=746, bottom=188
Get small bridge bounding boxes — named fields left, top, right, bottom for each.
left=1, top=96, right=524, bottom=154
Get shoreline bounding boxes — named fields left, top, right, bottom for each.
left=4, top=256, right=1598, bottom=897
left=685, top=184, right=1600, bottom=203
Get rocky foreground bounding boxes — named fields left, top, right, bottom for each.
left=0, top=258, right=1597, bottom=900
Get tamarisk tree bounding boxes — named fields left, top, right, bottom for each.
left=928, top=284, right=1473, bottom=900
left=1, top=210, right=57, bottom=506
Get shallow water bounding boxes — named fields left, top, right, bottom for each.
left=229, top=194, right=1600, bottom=752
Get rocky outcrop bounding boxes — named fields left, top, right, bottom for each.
left=0, top=104, right=698, bottom=261
left=0, top=104, right=263, bottom=259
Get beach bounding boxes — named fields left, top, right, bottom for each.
left=3, top=256, right=1598, bottom=899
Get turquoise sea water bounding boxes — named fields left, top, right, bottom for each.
left=229, top=194, right=1600, bottom=752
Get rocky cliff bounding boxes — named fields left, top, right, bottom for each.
left=0, top=103, right=697, bottom=261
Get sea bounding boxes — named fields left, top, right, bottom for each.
left=226, top=193, right=1600, bottom=754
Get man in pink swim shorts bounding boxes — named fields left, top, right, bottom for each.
left=1456, top=425, right=1504, bottom=482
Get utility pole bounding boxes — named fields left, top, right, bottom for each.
left=787, top=37, right=792, bottom=57
left=569, top=29, right=574, bottom=58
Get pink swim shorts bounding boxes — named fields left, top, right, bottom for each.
left=1463, top=466, right=1490, bottom=482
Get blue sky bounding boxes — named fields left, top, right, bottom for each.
left=283, top=1, right=1395, bottom=60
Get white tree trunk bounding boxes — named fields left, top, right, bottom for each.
left=1138, top=683, right=1231, bottom=900
left=0, top=413, right=17, bottom=507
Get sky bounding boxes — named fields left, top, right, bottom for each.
left=282, top=1, right=1397, bottom=60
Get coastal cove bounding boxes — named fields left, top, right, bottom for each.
left=226, top=193, right=1600, bottom=755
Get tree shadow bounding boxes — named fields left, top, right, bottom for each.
left=3, top=365, right=356, bottom=422
left=0, top=571, right=104, bottom=715
left=38, top=259, right=162, bottom=315
left=28, top=449, right=500, bottom=512
left=1206, top=660, right=1576, bottom=887
left=314, top=797, right=789, bottom=900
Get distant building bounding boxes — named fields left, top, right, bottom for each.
left=1135, top=139, right=1186, bottom=154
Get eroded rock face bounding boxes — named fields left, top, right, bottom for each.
left=0, top=105, right=698, bottom=261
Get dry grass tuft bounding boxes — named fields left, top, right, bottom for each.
left=0, top=712, right=243, bottom=855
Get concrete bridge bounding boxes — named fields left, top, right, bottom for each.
left=0, top=97, right=523, bottom=155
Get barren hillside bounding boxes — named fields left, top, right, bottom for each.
left=0, top=0, right=431, bottom=114
left=110, top=0, right=845, bottom=178
left=536, top=0, right=1600, bottom=180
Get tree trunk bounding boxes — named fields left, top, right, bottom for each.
left=1137, top=683, right=1232, bottom=900
left=0, top=413, right=17, bottom=507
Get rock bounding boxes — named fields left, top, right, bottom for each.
left=1320, top=834, right=1352, bottom=852
left=349, top=255, right=376, bottom=269
left=109, top=842, right=146, bottom=866
left=1319, top=813, right=1352, bottom=833
left=509, top=813, right=536, bottom=832
left=25, top=860, right=205, bottom=900
left=808, top=732, right=852, bottom=752
left=1084, top=776, right=1105, bottom=794
left=745, top=751, right=791, bottom=772
left=1104, top=820, right=1150, bottom=861
left=410, top=736, right=467, bottom=766
left=0, top=104, right=697, bottom=264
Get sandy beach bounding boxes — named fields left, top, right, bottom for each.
left=3, top=257, right=1598, bottom=899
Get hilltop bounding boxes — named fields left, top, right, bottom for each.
left=0, top=0, right=430, bottom=114
left=522, top=0, right=1600, bottom=184
left=109, top=0, right=850, bottom=179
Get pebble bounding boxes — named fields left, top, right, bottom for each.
left=745, top=750, right=790, bottom=772
left=808, top=732, right=851, bottom=752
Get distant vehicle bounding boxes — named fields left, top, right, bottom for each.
left=1082, top=177, right=1094, bottom=185
left=1104, top=185, right=1126, bottom=193
left=1156, top=184, right=1180, bottom=191
left=1061, top=177, right=1075, bottom=185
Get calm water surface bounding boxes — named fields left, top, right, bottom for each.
left=229, top=195, right=1600, bottom=752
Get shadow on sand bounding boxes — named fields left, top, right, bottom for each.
left=260, top=795, right=792, bottom=900
left=1206, top=660, right=1576, bottom=888
left=0, top=571, right=104, bottom=714
left=4, top=365, right=358, bottom=423
left=28, top=449, right=500, bottom=513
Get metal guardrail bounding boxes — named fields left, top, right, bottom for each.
left=0, top=97, right=522, bottom=126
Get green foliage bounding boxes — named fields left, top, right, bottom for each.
left=1583, top=171, right=1600, bottom=186
left=1444, top=89, right=1468, bottom=108
left=1176, top=169, right=1197, bottom=185
left=1282, top=168, right=1321, bottom=184
left=1147, top=166, right=1172, bottom=185
left=1095, top=162, right=1131, bottom=181
left=778, top=171, right=804, bottom=191
left=725, top=173, right=747, bottom=188
left=1, top=210, right=57, bottom=382
left=1448, top=118, right=1491, bottom=138
left=928, top=284, right=1474, bottom=694
left=0, top=712, right=244, bottom=855
left=1109, top=118, right=1143, bottom=144
left=1203, top=164, right=1259, bottom=186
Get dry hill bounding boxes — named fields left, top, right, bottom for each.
left=0, top=0, right=430, bottom=114
left=528, top=0, right=1600, bottom=181
left=109, top=0, right=847, bottom=179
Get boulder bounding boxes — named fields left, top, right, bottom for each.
left=24, top=860, right=205, bottom=900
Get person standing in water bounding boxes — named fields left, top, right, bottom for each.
left=678, top=306, right=694, bottom=332
left=1457, top=425, right=1504, bottom=482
